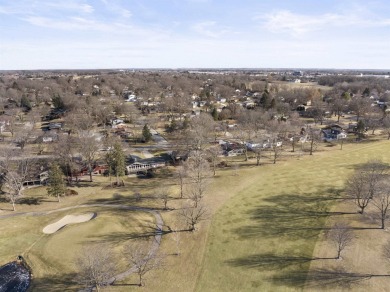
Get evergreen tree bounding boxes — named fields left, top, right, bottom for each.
left=142, top=124, right=152, bottom=142
left=20, top=95, right=32, bottom=110
left=362, top=87, right=370, bottom=97
left=107, top=143, right=126, bottom=186
left=211, top=107, right=218, bottom=121
left=52, top=94, right=65, bottom=110
left=356, top=120, right=366, bottom=138
left=47, top=163, right=66, bottom=202
left=341, top=92, right=351, bottom=100
left=260, top=90, right=270, bottom=109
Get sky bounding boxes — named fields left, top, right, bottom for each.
left=1, top=0, right=390, bottom=70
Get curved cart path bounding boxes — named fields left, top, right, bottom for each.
left=0, top=204, right=163, bottom=286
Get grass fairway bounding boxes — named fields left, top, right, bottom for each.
left=195, top=140, right=390, bottom=292
left=0, top=207, right=154, bottom=291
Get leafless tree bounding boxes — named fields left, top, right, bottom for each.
left=175, top=164, right=187, bottom=199
left=382, top=240, right=390, bottom=262
left=0, top=151, right=31, bottom=211
left=76, top=244, right=117, bottom=292
left=124, top=240, right=163, bottom=287
left=78, top=133, right=101, bottom=182
left=178, top=204, right=208, bottom=231
left=363, top=110, right=382, bottom=135
left=14, top=123, right=34, bottom=151
left=327, top=223, right=354, bottom=259
left=54, top=135, right=79, bottom=185
left=372, top=179, right=390, bottom=229
left=186, top=113, right=215, bottom=150
left=156, top=187, right=170, bottom=210
left=349, top=96, right=371, bottom=122
left=382, top=115, right=390, bottom=140
left=346, top=171, right=373, bottom=214
left=360, top=160, right=388, bottom=198
left=330, top=96, right=348, bottom=122
left=346, top=160, right=387, bottom=214
left=65, top=108, right=95, bottom=135
left=184, top=152, right=211, bottom=207
left=171, top=229, right=181, bottom=256
left=307, top=127, right=321, bottom=155
left=206, top=145, right=221, bottom=176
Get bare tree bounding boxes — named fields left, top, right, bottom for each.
left=307, top=127, right=321, bottom=155
left=185, top=182, right=206, bottom=208
left=156, top=187, right=170, bottom=210
left=78, top=133, right=101, bottom=182
left=349, top=96, right=371, bottom=122
left=346, top=171, right=373, bottom=214
left=184, top=152, right=211, bottom=207
left=14, top=123, right=34, bottom=151
left=372, top=179, right=390, bottom=229
left=124, top=240, right=163, bottom=287
left=345, top=160, right=387, bottom=214
left=178, top=204, right=208, bottom=231
left=327, top=223, right=354, bottom=259
left=363, top=110, right=382, bottom=135
left=382, top=115, right=390, bottom=140
left=185, top=113, right=215, bottom=151
left=330, top=96, right=348, bottom=122
left=267, top=134, right=283, bottom=164
left=54, top=135, right=78, bottom=185
left=360, top=160, right=388, bottom=198
left=175, top=164, right=187, bottom=199
left=206, top=145, right=221, bottom=176
left=171, top=230, right=181, bottom=256
left=382, top=240, right=390, bottom=262
left=0, top=153, right=31, bottom=211
left=76, top=244, right=117, bottom=291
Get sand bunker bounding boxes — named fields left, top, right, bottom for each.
left=43, top=213, right=96, bottom=234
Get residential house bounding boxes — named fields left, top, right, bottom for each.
left=322, top=124, right=347, bottom=141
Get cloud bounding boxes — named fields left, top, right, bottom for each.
left=259, top=9, right=390, bottom=37
left=22, top=16, right=113, bottom=31
left=0, top=0, right=94, bottom=15
left=261, top=10, right=340, bottom=36
left=191, top=21, right=231, bottom=38
left=101, top=0, right=132, bottom=19
left=46, top=2, right=94, bottom=14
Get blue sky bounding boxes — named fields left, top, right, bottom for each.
left=1, top=0, right=390, bottom=70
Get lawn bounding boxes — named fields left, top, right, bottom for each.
left=194, top=140, right=390, bottom=291
left=0, top=207, right=154, bottom=291
left=2, top=139, right=390, bottom=291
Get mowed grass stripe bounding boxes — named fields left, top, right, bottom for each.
left=196, top=141, right=390, bottom=292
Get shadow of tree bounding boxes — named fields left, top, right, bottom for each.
left=226, top=253, right=334, bottom=270
left=87, top=222, right=173, bottom=244
left=17, top=197, right=41, bottom=205
left=29, top=272, right=79, bottom=292
left=270, top=267, right=377, bottom=289
left=234, top=189, right=347, bottom=240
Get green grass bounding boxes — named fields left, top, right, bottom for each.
left=195, top=140, right=390, bottom=291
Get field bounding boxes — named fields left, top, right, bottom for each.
left=2, top=139, right=390, bottom=291
left=195, top=140, right=390, bottom=291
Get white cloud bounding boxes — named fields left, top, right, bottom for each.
left=45, top=2, right=94, bottom=14
left=22, top=16, right=113, bottom=31
left=191, top=21, right=231, bottom=38
left=259, top=9, right=390, bottom=37
left=0, top=0, right=94, bottom=15
left=101, top=0, right=132, bottom=19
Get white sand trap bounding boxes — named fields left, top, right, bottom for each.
left=43, top=213, right=96, bottom=234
